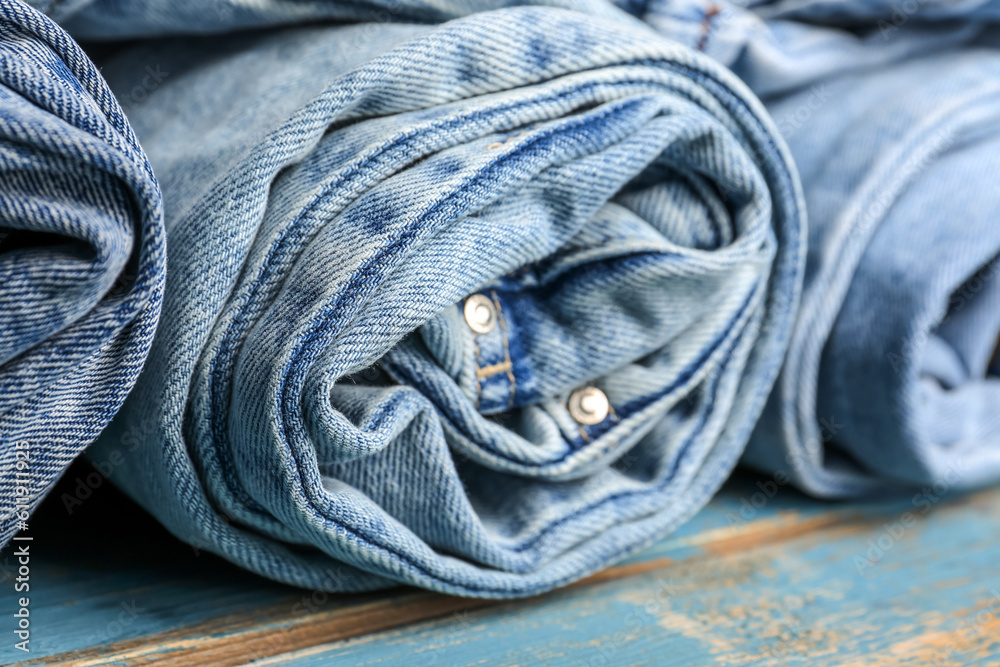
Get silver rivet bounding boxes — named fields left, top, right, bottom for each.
left=568, top=387, right=609, bottom=425
left=464, top=294, right=497, bottom=334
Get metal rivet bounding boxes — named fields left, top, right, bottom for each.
left=464, top=294, right=497, bottom=334
left=568, top=387, right=609, bottom=425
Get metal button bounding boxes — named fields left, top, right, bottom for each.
left=568, top=387, right=609, bottom=425
left=464, top=294, right=497, bottom=334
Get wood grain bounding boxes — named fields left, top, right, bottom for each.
left=2, top=463, right=997, bottom=666
left=252, top=489, right=1000, bottom=667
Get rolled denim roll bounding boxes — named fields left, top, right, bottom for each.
left=86, top=6, right=805, bottom=596
left=744, top=50, right=1000, bottom=497
left=569, top=0, right=1000, bottom=495
left=622, top=0, right=1000, bottom=497
left=750, top=0, right=1000, bottom=25
left=0, top=0, right=164, bottom=546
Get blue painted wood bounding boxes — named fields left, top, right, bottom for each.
left=1, top=459, right=997, bottom=666
left=252, top=488, right=1000, bottom=667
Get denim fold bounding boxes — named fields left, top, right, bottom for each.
left=0, top=0, right=164, bottom=546
left=86, top=7, right=804, bottom=596
left=23, top=0, right=633, bottom=39
left=622, top=0, right=1000, bottom=496
left=744, top=49, right=1000, bottom=496
left=627, top=0, right=990, bottom=98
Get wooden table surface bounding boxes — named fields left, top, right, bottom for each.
left=2, top=460, right=999, bottom=666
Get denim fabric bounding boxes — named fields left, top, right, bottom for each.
left=28, top=0, right=989, bottom=99
left=23, top=0, right=633, bottom=39
left=0, top=0, right=164, bottom=546
left=743, top=49, right=1000, bottom=496
left=627, top=0, right=988, bottom=98
left=86, top=7, right=805, bottom=596
left=621, top=0, right=1000, bottom=495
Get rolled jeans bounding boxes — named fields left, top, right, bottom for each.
left=86, top=7, right=805, bottom=595
left=745, top=48, right=1000, bottom=496
left=619, top=0, right=1000, bottom=494
left=0, top=0, right=163, bottom=547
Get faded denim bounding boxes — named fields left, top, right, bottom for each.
left=625, top=0, right=1000, bottom=495
left=22, top=0, right=1000, bottom=588
left=84, top=7, right=805, bottom=595
left=0, top=0, right=164, bottom=547
left=744, top=50, right=1000, bottom=496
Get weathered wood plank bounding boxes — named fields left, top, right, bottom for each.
left=251, top=489, right=1000, bottom=667
left=1, top=459, right=996, bottom=666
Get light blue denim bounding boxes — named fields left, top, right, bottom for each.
left=627, top=0, right=989, bottom=98
left=623, top=0, right=1000, bottom=495
left=23, top=0, right=993, bottom=86
left=24, top=0, right=635, bottom=39
left=27, top=0, right=999, bottom=583
left=0, top=0, right=164, bottom=547
left=744, top=49, right=1000, bottom=497
left=83, top=7, right=805, bottom=596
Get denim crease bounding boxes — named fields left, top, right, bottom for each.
left=614, top=0, right=1000, bottom=495
left=82, top=7, right=805, bottom=595
left=0, top=0, right=164, bottom=547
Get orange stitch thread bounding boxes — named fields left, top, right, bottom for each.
left=696, top=4, right=719, bottom=52
left=490, top=289, right=517, bottom=410
left=476, top=360, right=513, bottom=380
left=489, top=130, right=530, bottom=151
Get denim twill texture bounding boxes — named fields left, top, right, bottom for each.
left=0, top=0, right=164, bottom=547
left=622, top=0, right=1000, bottom=496
left=743, top=50, right=1000, bottom=496
left=83, top=7, right=805, bottom=595
left=26, top=0, right=645, bottom=39
left=21, top=0, right=999, bottom=594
